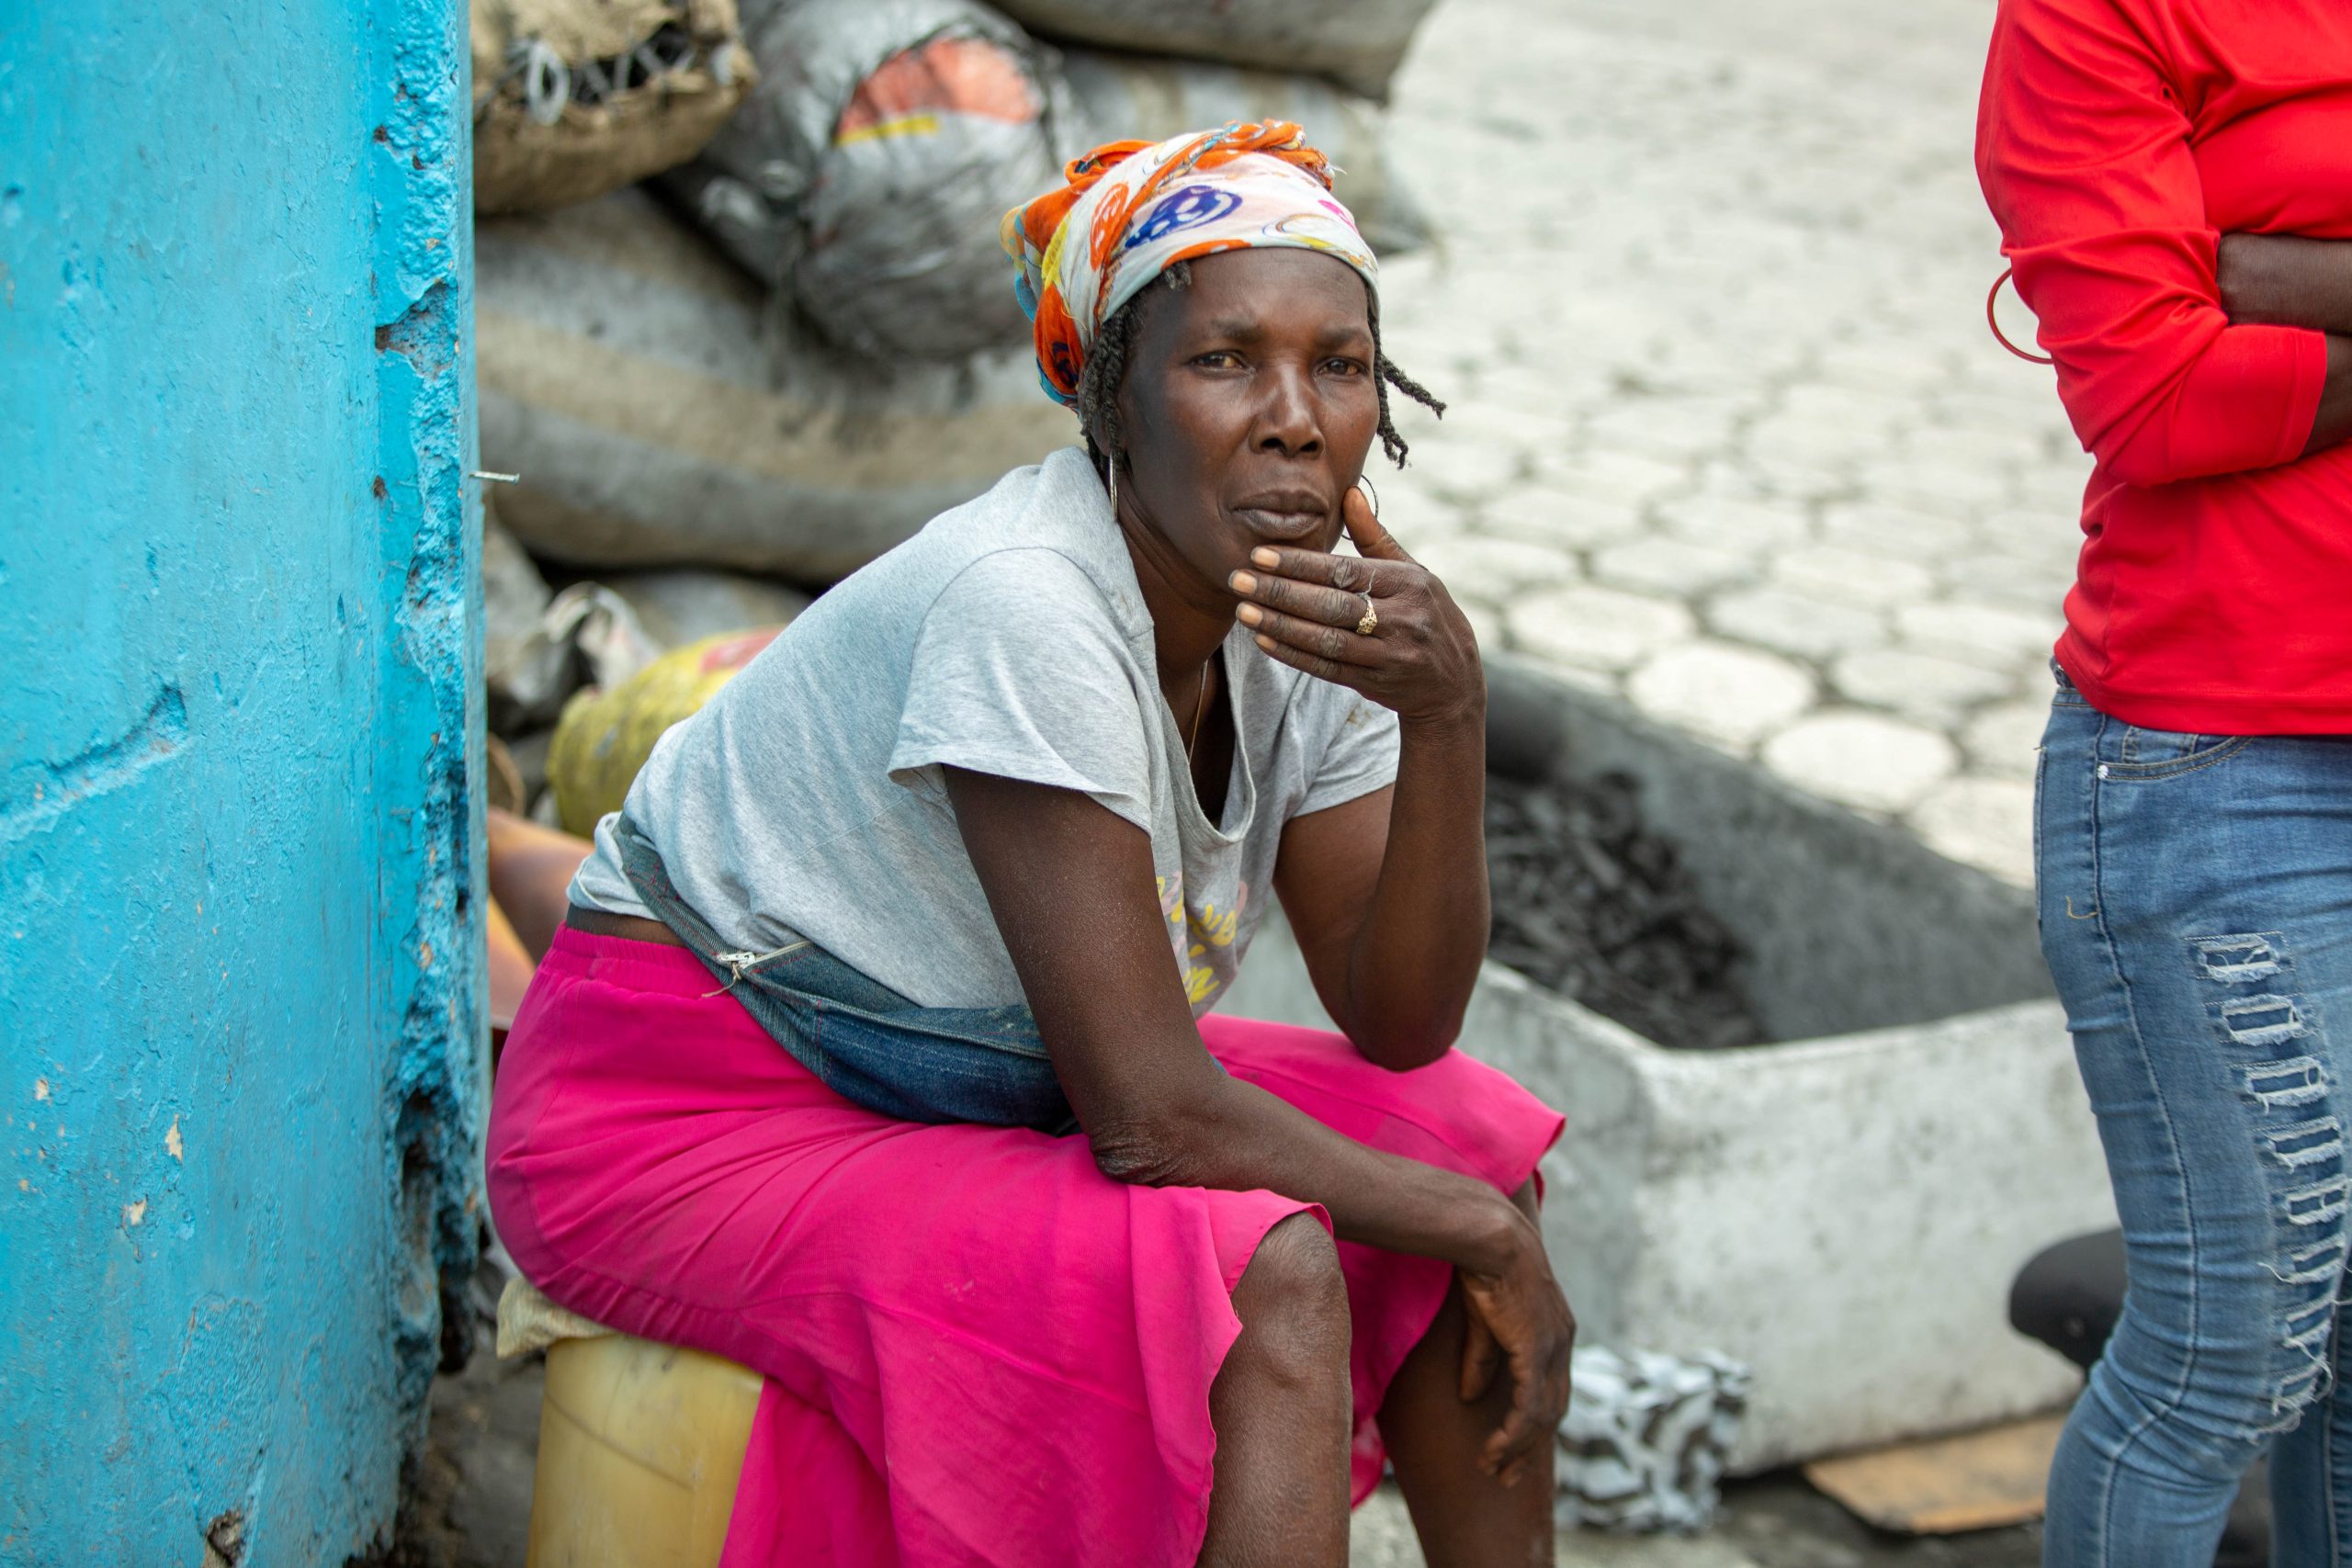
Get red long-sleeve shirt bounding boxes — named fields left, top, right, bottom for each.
left=1975, top=0, right=2352, bottom=732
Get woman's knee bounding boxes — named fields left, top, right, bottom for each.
left=2092, top=1305, right=2337, bottom=1478
left=1231, top=1213, right=1349, bottom=1385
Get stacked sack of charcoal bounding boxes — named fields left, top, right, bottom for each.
left=473, top=0, right=1439, bottom=582
left=469, top=0, right=807, bottom=843
left=468, top=0, right=1442, bottom=928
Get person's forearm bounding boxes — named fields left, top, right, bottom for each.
left=2304, top=335, right=2352, bottom=459
left=1098, top=1066, right=1524, bottom=1272
left=2220, top=235, right=2352, bottom=338
left=1339, top=712, right=1491, bottom=1066
left=2217, top=235, right=2352, bottom=459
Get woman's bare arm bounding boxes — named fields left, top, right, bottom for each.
left=1270, top=712, right=1489, bottom=1072
left=2217, top=234, right=2352, bottom=457
left=945, top=765, right=1570, bottom=1477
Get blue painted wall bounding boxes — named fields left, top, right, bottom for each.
left=0, top=3, right=482, bottom=1562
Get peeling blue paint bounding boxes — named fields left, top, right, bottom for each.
left=0, top=1, right=481, bottom=1561
left=0, top=686, right=188, bottom=849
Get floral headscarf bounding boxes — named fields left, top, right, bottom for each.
left=1001, top=121, right=1380, bottom=410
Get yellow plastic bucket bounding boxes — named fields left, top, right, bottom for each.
left=525, top=1333, right=764, bottom=1568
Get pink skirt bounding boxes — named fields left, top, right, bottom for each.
left=488, top=927, right=1563, bottom=1567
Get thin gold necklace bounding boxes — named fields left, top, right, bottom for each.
left=1185, top=658, right=1215, bottom=762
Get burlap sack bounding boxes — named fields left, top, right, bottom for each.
left=472, top=0, right=756, bottom=214
left=669, top=0, right=1425, bottom=363
left=475, top=187, right=1076, bottom=581
left=990, top=0, right=1439, bottom=102
left=1059, top=48, right=1429, bottom=259
left=673, top=0, right=1068, bottom=361
left=601, top=569, right=811, bottom=651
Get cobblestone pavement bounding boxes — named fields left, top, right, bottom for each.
left=1372, top=0, right=2076, bottom=889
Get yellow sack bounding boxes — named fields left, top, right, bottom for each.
left=548, top=627, right=779, bottom=836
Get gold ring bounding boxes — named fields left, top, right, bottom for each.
left=1355, top=595, right=1379, bottom=637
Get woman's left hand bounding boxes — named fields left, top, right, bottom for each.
left=1228, top=486, right=1484, bottom=730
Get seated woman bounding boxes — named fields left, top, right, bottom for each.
left=488, top=122, right=1573, bottom=1567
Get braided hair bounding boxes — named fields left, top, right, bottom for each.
left=1075, top=261, right=1446, bottom=482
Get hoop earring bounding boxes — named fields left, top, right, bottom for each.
left=1356, top=473, right=1379, bottom=518
left=1985, top=266, right=2053, bottom=366
left=1107, top=456, right=1118, bottom=515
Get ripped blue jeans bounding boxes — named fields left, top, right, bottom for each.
left=2039, top=667, right=2352, bottom=1566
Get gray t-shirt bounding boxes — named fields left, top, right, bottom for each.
left=569, top=446, right=1401, bottom=1016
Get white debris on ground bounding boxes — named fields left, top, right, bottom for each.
left=1370, top=0, right=2071, bottom=890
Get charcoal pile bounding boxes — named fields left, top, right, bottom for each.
left=1485, top=773, right=1763, bottom=1050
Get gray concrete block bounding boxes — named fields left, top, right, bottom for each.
left=1226, top=659, right=2112, bottom=1471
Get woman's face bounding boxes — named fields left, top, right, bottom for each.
left=1114, top=248, right=1381, bottom=596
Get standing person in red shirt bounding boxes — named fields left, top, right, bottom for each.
left=1978, top=3, right=2352, bottom=1562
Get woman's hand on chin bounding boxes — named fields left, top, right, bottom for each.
left=1227, top=487, right=1485, bottom=732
